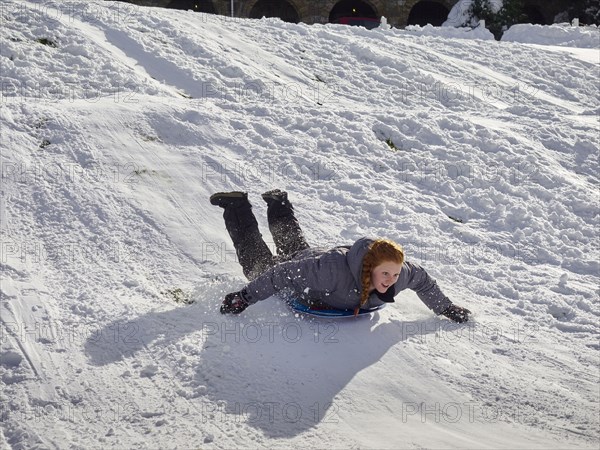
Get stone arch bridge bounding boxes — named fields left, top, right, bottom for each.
left=126, top=1, right=561, bottom=28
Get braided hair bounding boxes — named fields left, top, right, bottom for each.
left=356, top=239, right=404, bottom=315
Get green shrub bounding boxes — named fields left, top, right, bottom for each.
left=466, top=0, right=526, bottom=39
left=566, top=0, right=600, bottom=24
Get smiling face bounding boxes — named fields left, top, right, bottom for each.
left=369, top=261, right=403, bottom=294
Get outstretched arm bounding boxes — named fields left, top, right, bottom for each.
left=244, top=259, right=311, bottom=304
left=219, top=263, right=300, bottom=314
left=221, top=253, right=336, bottom=313
left=400, top=261, right=471, bottom=322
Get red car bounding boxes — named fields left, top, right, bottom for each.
left=334, top=16, right=380, bottom=29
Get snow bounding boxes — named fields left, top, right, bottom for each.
left=1, top=1, right=599, bottom=449
left=502, top=23, right=600, bottom=49
left=404, top=23, right=495, bottom=41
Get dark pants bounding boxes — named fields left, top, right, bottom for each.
left=221, top=197, right=309, bottom=280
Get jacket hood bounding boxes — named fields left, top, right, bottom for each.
left=346, top=237, right=375, bottom=286
left=346, top=237, right=397, bottom=303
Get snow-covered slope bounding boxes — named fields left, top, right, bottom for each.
left=1, top=1, right=598, bottom=449
left=502, top=23, right=600, bottom=48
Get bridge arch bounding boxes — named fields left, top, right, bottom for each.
left=166, top=0, right=216, bottom=14
left=127, top=1, right=575, bottom=28
left=241, top=0, right=301, bottom=23
left=406, top=0, right=451, bottom=26
left=329, top=0, right=379, bottom=22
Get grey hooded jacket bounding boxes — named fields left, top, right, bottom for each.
left=244, top=237, right=453, bottom=314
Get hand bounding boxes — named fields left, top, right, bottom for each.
left=441, top=305, right=471, bottom=323
left=220, top=290, right=250, bottom=314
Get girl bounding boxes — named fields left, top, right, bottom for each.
left=210, top=190, right=470, bottom=322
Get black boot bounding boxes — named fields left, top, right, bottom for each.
left=261, top=189, right=288, bottom=205
left=210, top=191, right=248, bottom=208
left=262, top=189, right=309, bottom=257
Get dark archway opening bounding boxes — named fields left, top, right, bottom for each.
left=249, top=0, right=300, bottom=23
left=407, top=1, right=450, bottom=26
left=329, top=1, right=378, bottom=22
left=522, top=6, right=547, bottom=25
left=166, top=0, right=216, bottom=14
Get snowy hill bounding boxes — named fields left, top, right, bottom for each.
left=1, top=1, right=599, bottom=449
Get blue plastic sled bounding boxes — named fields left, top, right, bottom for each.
left=289, top=298, right=385, bottom=318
